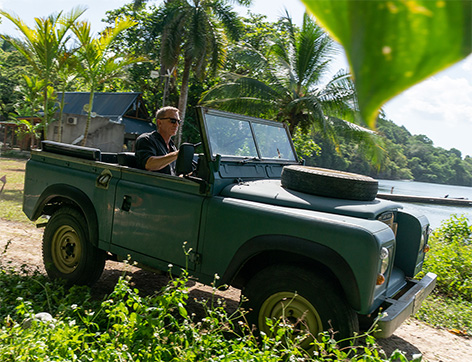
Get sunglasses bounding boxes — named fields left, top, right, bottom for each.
left=160, top=117, right=181, bottom=124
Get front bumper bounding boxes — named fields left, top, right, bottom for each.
left=375, top=272, right=437, bottom=338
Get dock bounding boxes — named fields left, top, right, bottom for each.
left=377, top=193, right=472, bottom=206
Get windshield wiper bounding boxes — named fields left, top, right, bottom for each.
left=239, top=157, right=260, bottom=164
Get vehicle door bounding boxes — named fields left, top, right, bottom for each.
left=111, top=169, right=205, bottom=270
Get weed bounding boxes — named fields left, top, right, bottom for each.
left=0, top=264, right=418, bottom=361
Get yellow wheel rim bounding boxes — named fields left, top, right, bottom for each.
left=51, top=225, right=82, bottom=274
left=259, top=292, right=323, bottom=348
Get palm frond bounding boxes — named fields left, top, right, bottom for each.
left=211, top=1, right=243, bottom=42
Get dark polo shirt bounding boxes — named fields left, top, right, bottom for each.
left=135, top=131, right=177, bottom=175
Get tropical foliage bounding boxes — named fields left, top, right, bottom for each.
left=201, top=12, right=358, bottom=134
left=1, top=2, right=471, bottom=182
left=0, top=7, right=86, bottom=139
left=153, top=0, right=251, bottom=145
left=200, top=12, right=387, bottom=163
left=71, top=17, right=142, bottom=146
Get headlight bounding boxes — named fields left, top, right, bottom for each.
left=380, top=246, right=390, bottom=274
left=377, top=246, right=393, bottom=285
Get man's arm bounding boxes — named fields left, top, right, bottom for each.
left=144, top=151, right=179, bottom=171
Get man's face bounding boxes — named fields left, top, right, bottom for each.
left=157, top=109, right=180, bottom=138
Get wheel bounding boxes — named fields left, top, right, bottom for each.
left=281, top=165, right=378, bottom=201
left=42, top=207, right=106, bottom=286
left=242, top=265, right=358, bottom=348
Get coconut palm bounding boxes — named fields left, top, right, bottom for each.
left=0, top=7, right=86, bottom=139
left=201, top=12, right=359, bottom=135
left=156, top=0, right=251, bottom=145
left=72, top=18, right=144, bottom=146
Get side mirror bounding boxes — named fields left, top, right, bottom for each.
left=175, top=143, right=196, bottom=176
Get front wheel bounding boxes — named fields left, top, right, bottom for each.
left=242, top=265, right=358, bottom=348
left=42, top=207, right=106, bottom=286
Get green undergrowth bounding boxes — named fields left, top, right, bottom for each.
left=415, top=214, right=472, bottom=336
left=0, top=264, right=417, bottom=362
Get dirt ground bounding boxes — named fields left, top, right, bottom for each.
left=0, top=218, right=471, bottom=361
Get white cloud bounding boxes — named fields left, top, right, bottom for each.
left=462, top=55, right=472, bottom=72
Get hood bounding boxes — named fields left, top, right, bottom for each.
left=220, top=179, right=401, bottom=220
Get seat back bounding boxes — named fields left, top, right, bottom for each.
left=117, top=152, right=137, bottom=168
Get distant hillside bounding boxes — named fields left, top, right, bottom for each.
left=308, top=118, right=472, bottom=187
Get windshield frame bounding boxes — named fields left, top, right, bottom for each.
left=197, top=107, right=299, bottom=164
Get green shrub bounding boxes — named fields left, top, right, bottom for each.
left=421, top=215, right=472, bottom=301
left=415, top=214, right=472, bottom=336
left=0, top=265, right=417, bottom=361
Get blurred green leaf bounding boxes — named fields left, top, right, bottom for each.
left=302, top=0, right=472, bottom=128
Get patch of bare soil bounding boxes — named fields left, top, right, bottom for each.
left=0, top=218, right=470, bottom=361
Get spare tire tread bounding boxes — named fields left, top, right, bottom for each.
left=281, top=165, right=378, bottom=201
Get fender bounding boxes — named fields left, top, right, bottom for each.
left=221, top=234, right=361, bottom=311
left=32, top=184, right=99, bottom=247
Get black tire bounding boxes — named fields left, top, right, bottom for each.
left=281, top=165, right=378, bottom=201
left=42, top=207, right=106, bottom=286
left=242, top=265, right=358, bottom=348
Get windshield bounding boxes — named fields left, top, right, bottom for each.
left=203, top=110, right=297, bottom=162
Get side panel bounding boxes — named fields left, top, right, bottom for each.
left=23, top=153, right=120, bottom=246
left=111, top=169, right=205, bottom=270
left=197, top=197, right=395, bottom=314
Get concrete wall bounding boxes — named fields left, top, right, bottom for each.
left=48, top=113, right=125, bottom=152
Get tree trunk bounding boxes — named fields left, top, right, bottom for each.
left=81, top=91, right=94, bottom=147
left=176, top=57, right=192, bottom=147
left=42, top=87, right=49, bottom=140
left=58, top=89, right=66, bottom=142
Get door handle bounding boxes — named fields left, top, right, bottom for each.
left=121, top=195, right=132, bottom=212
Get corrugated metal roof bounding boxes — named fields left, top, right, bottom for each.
left=122, top=117, right=155, bottom=134
left=57, top=92, right=141, bottom=118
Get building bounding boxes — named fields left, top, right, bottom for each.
left=48, top=92, right=155, bottom=152
left=0, top=117, right=41, bottom=151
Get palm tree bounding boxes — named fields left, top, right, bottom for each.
left=0, top=7, right=86, bottom=139
left=201, top=12, right=359, bottom=135
left=72, top=18, right=144, bottom=146
left=157, top=0, right=251, bottom=145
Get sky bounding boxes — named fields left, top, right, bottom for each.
left=1, top=0, right=472, bottom=158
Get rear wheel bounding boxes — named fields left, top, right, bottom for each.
left=42, top=207, right=105, bottom=286
left=243, top=265, right=358, bottom=348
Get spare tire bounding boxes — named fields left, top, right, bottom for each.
left=281, top=165, right=378, bottom=201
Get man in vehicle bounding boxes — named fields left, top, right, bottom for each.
left=135, top=106, right=180, bottom=175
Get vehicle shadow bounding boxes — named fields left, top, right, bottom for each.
left=92, top=262, right=241, bottom=320
left=92, top=263, right=171, bottom=297
left=376, top=334, right=422, bottom=359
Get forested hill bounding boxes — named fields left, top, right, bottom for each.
left=310, top=118, right=472, bottom=187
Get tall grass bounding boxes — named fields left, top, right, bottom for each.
left=415, top=214, right=472, bottom=336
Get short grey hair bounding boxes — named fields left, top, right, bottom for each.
left=155, top=106, right=179, bottom=120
